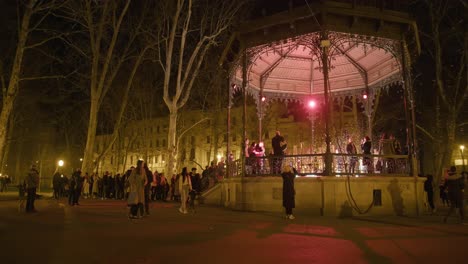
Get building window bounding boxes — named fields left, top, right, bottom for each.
left=191, top=136, right=195, bottom=145
left=156, top=139, right=160, bottom=147
left=157, top=126, right=160, bottom=133
left=163, top=139, right=167, bottom=147
left=149, top=140, right=153, bottom=148
left=232, top=134, right=236, bottom=142
left=206, top=136, right=211, bottom=144
left=130, top=156, right=134, bottom=165
left=206, top=151, right=210, bottom=164
left=190, top=148, right=195, bottom=161
left=223, top=134, right=228, bottom=142
left=110, top=156, right=114, bottom=165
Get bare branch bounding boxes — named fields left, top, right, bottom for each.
left=24, top=33, right=66, bottom=50
left=19, top=74, right=64, bottom=82
left=416, top=125, right=436, bottom=141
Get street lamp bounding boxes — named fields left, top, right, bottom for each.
left=460, top=145, right=465, bottom=171
left=58, top=160, right=64, bottom=167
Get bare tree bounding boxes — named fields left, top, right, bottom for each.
left=59, top=0, right=153, bottom=173
left=0, top=0, right=63, bottom=173
left=153, top=0, right=245, bottom=175
left=418, top=0, right=467, bottom=180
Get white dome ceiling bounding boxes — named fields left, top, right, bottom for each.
left=234, top=32, right=401, bottom=99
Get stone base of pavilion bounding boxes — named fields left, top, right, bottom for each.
left=202, top=176, right=425, bottom=217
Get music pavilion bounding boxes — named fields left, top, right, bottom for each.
left=203, top=1, right=424, bottom=216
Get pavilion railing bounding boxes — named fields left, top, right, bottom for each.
left=228, top=153, right=410, bottom=177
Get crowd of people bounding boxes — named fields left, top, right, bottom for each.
left=244, top=130, right=407, bottom=175
left=344, top=133, right=404, bottom=174
left=26, top=160, right=226, bottom=218
left=245, top=130, right=287, bottom=175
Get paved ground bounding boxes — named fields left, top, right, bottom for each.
left=0, top=192, right=467, bottom=264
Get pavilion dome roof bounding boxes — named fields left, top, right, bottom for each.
left=234, top=32, right=400, bottom=99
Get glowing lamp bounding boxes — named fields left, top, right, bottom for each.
left=261, top=96, right=266, bottom=102
left=58, top=160, right=64, bottom=167
left=362, top=94, right=368, bottom=99
left=308, top=100, right=316, bottom=108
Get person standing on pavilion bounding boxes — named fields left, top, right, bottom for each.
left=272, top=130, right=287, bottom=174
left=361, top=136, right=373, bottom=173
left=346, top=137, right=358, bottom=174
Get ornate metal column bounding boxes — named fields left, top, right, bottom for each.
left=320, top=33, right=332, bottom=176
left=257, top=95, right=266, bottom=143
left=226, top=75, right=233, bottom=178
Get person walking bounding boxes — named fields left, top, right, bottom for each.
left=444, top=166, right=465, bottom=223
left=25, top=164, right=40, bottom=213
left=127, top=160, right=148, bottom=219
left=281, top=165, right=296, bottom=220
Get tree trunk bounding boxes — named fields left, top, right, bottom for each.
left=0, top=114, right=15, bottom=174
left=166, top=109, right=178, bottom=175
left=14, top=138, right=24, bottom=184
left=81, top=99, right=99, bottom=174
left=0, top=1, right=35, bottom=172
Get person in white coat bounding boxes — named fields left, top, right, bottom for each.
left=178, top=167, right=192, bottom=214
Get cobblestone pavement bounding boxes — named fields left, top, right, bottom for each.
left=0, top=193, right=467, bottom=264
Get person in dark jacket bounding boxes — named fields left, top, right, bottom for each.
left=69, top=169, right=82, bottom=206
left=25, top=164, right=40, bottom=213
left=143, top=163, right=152, bottom=216
left=281, top=165, right=296, bottom=220
left=424, top=174, right=435, bottom=214
left=361, top=136, right=373, bottom=173
left=272, top=131, right=287, bottom=174
left=444, top=166, right=465, bottom=223
left=52, top=171, right=62, bottom=199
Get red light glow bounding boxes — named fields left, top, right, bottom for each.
left=308, top=100, right=316, bottom=108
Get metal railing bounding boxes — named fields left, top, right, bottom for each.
left=228, top=153, right=410, bottom=177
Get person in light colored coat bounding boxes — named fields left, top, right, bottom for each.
left=127, top=160, right=147, bottom=219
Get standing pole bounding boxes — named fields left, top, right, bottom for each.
left=226, top=72, right=232, bottom=178
left=401, top=40, right=420, bottom=216
left=321, top=34, right=332, bottom=176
